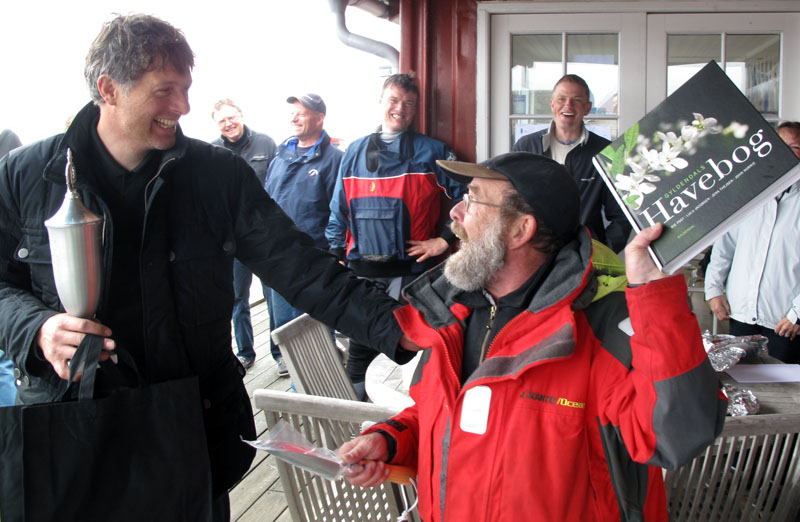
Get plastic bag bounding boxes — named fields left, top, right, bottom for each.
left=243, top=420, right=347, bottom=480
left=243, top=420, right=415, bottom=484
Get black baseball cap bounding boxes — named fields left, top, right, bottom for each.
left=287, top=93, right=326, bottom=115
left=437, top=152, right=580, bottom=242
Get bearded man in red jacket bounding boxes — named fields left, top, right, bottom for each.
left=339, top=152, right=725, bottom=522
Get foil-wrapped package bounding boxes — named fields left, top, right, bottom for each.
left=707, top=346, right=746, bottom=372
left=702, top=332, right=768, bottom=371
left=723, top=384, right=760, bottom=416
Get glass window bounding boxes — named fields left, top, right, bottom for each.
left=667, top=33, right=780, bottom=119
left=566, top=34, right=619, bottom=115
left=511, top=118, right=617, bottom=145
left=511, top=34, right=562, bottom=116
left=511, top=33, right=619, bottom=144
left=726, top=34, right=780, bottom=118
left=667, top=34, right=721, bottom=96
left=511, top=119, right=551, bottom=145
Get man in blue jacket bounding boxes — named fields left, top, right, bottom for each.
left=326, top=74, right=464, bottom=398
left=211, top=99, right=276, bottom=370
left=263, top=93, right=342, bottom=376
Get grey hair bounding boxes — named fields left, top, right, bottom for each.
left=85, top=14, right=194, bottom=104
left=212, top=99, right=241, bottom=120
left=500, top=189, right=563, bottom=256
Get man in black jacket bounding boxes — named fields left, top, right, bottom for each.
left=211, top=99, right=277, bottom=371
left=513, top=74, right=631, bottom=252
left=0, top=14, right=413, bottom=521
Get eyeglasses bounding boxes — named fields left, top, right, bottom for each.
left=216, top=115, right=241, bottom=127
left=462, top=193, right=504, bottom=213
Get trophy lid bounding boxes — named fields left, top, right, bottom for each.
left=44, top=149, right=103, bottom=229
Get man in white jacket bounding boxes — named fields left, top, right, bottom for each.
left=704, top=121, right=800, bottom=362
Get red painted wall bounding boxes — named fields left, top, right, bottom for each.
left=399, top=0, right=478, bottom=162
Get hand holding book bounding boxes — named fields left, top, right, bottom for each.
left=624, top=223, right=669, bottom=285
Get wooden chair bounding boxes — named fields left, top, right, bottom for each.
left=665, top=413, right=800, bottom=521
left=270, top=313, right=358, bottom=400
left=254, top=389, right=419, bottom=522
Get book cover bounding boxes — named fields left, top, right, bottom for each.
left=593, top=61, right=800, bottom=274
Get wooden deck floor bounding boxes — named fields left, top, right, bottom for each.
left=229, top=298, right=293, bottom=522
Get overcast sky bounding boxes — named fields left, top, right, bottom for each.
left=0, top=0, right=399, bottom=147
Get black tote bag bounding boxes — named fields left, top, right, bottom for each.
left=0, top=334, right=213, bottom=521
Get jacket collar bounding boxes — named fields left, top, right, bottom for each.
left=402, top=228, right=597, bottom=328
left=44, top=101, right=188, bottom=185
left=280, top=129, right=330, bottom=160
left=541, top=120, right=589, bottom=152
left=366, top=127, right=415, bottom=172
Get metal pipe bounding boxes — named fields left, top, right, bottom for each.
left=348, top=0, right=392, bottom=19
left=329, top=0, right=399, bottom=73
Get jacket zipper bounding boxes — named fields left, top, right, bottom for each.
left=478, top=305, right=496, bottom=365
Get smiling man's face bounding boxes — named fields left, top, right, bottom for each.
left=98, top=59, right=191, bottom=170
left=381, top=85, right=417, bottom=134
left=550, top=80, right=592, bottom=138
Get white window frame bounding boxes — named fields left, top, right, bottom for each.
left=477, top=1, right=800, bottom=161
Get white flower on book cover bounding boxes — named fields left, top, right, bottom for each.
left=600, top=113, right=746, bottom=211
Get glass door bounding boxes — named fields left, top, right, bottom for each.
left=646, top=13, right=800, bottom=121
left=488, top=13, right=646, bottom=157
left=484, top=9, right=800, bottom=160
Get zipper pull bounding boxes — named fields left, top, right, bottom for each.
left=479, top=305, right=497, bottom=364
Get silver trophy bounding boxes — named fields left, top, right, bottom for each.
left=44, top=149, right=104, bottom=318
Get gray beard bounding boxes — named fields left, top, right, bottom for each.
left=444, top=219, right=506, bottom=292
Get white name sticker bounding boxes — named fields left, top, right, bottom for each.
left=460, top=385, right=492, bottom=435
left=618, top=317, right=634, bottom=337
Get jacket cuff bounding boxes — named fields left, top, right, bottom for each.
left=372, top=429, right=397, bottom=462
left=329, top=247, right=346, bottom=262
left=704, top=286, right=724, bottom=301
left=441, top=227, right=457, bottom=245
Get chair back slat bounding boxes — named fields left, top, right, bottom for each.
left=271, top=314, right=359, bottom=400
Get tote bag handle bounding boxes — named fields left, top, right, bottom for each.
left=58, top=334, right=141, bottom=401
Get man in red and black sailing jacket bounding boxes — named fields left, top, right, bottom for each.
left=325, top=73, right=465, bottom=398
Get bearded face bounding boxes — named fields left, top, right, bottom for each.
left=444, top=217, right=507, bottom=291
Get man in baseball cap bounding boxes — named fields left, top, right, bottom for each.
left=261, top=92, right=341, bottom=377
left=286, top=93, right=326, bottom=115
left=339, top=151, right=723, bottom=522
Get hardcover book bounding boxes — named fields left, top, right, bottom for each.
left=593, top=61, right=800, bottom=274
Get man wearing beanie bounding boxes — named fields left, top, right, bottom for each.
left=339, top=152, right=725, bottom=521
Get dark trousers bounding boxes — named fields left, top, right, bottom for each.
left=232, top=259, right=255, bottom=361
left=729, top=318, right=800, bottom=364
left=212, top=492, right=230, bottom=522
